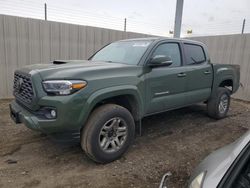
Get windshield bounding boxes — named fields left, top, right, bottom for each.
left=90, top=40, right=152, bottom=65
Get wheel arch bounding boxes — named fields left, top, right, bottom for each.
left=90, top=94, right=141, bottom=121
left=212, top=75, right=234, bottom=98
left=79, top=85, right=144, bottom=130
left=219, top=79, right=233, bottom=92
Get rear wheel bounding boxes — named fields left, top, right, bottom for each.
left=207, top=87, right=231, bottom=119
left=81, top=104, right=135, bottom=163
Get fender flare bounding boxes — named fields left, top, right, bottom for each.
left=79, top=85, right=144, bottom=127
left=212, top=74, right=234, bottom=97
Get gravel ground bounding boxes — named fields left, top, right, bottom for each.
left=0, top=99, right=250, bottom=188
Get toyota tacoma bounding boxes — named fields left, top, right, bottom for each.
left=10, top=38, right=240, bottom=163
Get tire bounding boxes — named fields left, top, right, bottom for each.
left=207, top=87, right=231, bottom=119
left=81, top=104, right=135, bottom=163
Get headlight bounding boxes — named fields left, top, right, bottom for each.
left=42, top=80, right=87, bottom=95
left=189, top=171, right=206, bottom=188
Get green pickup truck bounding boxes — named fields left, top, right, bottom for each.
left=10, top=37, right=240, bottom=163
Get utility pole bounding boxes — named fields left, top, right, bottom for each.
left=44, top=3, right=47, bottom=21
left=174, top=0, right=184, bottom=38
left=242, top=18, right=246, bottom=34
left=124, top=18, right=127, bottom=32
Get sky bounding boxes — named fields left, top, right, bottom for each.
left=0, top=0, right=250, bottom=37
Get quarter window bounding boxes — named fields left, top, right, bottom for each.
left=184, top=44, right=206, bottom=65
left=152, top=43, right=181, bottom=67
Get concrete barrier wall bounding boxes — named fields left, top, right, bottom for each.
left=189, top=34, right=250, bottom=101
left=0, top=14, right=152, bottom=98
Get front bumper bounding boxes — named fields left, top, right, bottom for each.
left=9, top=96, right=88, bottom=140
left=9, top=101, right=56, bottom=133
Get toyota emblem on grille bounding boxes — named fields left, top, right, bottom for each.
left=16, top=77, right=24, bottom=93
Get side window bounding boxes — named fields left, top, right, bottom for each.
left=184, top=44, right=206, bottom=65
left=152, top=43, right=181, bottom=67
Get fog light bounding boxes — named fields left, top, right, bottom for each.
left=50, top=109, right=56, bottom=118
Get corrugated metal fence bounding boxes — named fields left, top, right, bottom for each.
left=190, top=34, right=250, bottom=101
left=1, top=14, right=250, bottom=101
left=0, top=14, right=151, bottom=98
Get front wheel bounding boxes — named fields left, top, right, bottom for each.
left=81, top=104, right=135, bottom=163
left=207, top=87, right=231, bottom=119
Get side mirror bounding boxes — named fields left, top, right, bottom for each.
left=148, top=55, right=173, bottom=67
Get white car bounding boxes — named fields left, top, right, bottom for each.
left=159, top=130, right=250, bottom=188
left=189, top=130, right=250, bottom=188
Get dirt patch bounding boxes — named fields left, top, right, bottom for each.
left=0, top=99, right=249, bottom=188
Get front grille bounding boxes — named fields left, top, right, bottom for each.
left=13, top=72, right=34, bottom=104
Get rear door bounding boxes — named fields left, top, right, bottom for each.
left=182, top=43, right=213, bottom=104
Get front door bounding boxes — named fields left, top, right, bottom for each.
left=145, top=42, right=187, bottom=115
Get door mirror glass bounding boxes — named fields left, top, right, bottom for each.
left=148, top=55, right=173, bottom=67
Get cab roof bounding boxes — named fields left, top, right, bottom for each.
left=119, top=37, right=205, bottom=46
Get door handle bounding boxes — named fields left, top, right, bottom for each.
left=204, top=70, right=211, bottom=75
left=177, top=73, right=186, bottom=77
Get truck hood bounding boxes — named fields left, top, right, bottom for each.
left=19, top=60, right=141, bottom=80
left=21, top=60, right=128, bottom=73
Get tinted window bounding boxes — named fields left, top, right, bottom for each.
left=184, top=44, right=206, bottom=65
left=152, top=43, right=181, bottom=67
